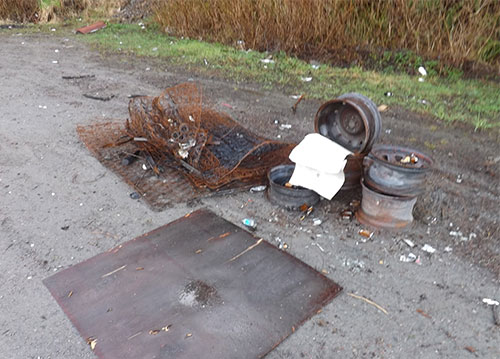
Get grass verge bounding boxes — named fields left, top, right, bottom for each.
left=6, top=22, right=498, bottom=131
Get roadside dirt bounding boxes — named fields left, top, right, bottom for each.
left=0, top=30, right=499, bottom=359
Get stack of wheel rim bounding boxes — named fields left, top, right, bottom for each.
left=314, top=93, right=382, bottom=189
left=356, top=144, right=434, bottom=229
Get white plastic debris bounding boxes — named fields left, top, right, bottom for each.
left=444, top=246, right=453, bottom=252
left=288, top=134, right=352, bottom=199
left=403, top=239, right=415, bottom=248
left=260, top=58, right=275, bottom=64
left=418, top=66, right=427, bottom=76
left=290, top=95, right=301, bottom=99
left=152, top=47, right=158, bottom=52
left=418, top=77, right=425, bottom=82
left=400, top=253, right=417, bottom=263
left=312, top=218, right=322, bottom=226
left=300, top=77, right=312, bottom=82
left=482, top=298, right=499, bottom=306
left=279, top=124, right=292, bottom=130
left=249, top=185, right=266, bottom=193
left=421, top=244, right=436, bottom=254
left=311, top=64, right=320, bottom=70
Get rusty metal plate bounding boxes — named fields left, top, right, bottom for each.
left=43, top=209, right=342, bottom=359
left=77, top=122, right=248, bottom=211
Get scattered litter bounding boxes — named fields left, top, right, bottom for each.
left=311, top=64, right=320, bottom=70
left=482, top=298, right=499, bottom=306
left=403, top=239, right=415, bottom=248
left=249, top=185, right=266, bottom=193
left=341, top=209, right=353, bottom=221
left=418, top=77, right=425, bottom=82
left=300, top=77, right=312, bottom=82
left=347, top=293, right=388, bottom=315
left=290, top=95, right=302, bottom=99
left=130, top=192, right=141, bottom=200
left=421, top=244, right=436, bottom=254
left=241, top=218, right=257, bottom=231
left=384, top=92, right=393, bottom=97
left=418, top=66, right=427, bottom=76
left=416, top=308, right=432, bottom=319
left=260, top=58, right=275, bottom=64
left=444, top=246, right=453, bottom=252
left=350, top=200, right=360, bottom=208
left=456, top=174, right=463, bottom=183
left=400, top=253, right=417, bottom=263
left=141, top=163, right=148, bottom=171
left=76, top=21, right=106, bottom=34
left=86, top=337, right=97, bottom=351
left=312, top=218, right=322, bottom=226
left=61, top=225, right=70, bottom=231
left=291, top=94, right=305, bottom=114
left=377, top=104, right=388, bottom=112
left=221, top=103, right=233, bottom=109
left=311, top=242, right=325, bottom=253
left=279, top=124, right=292, bottom=130
left=52, top=60, right=59, bottom=64
left=358, top=229, right=373, bottom=239
left=275, top=237, right=288, bottom=250
left=385, top=129, right=392, bottom=134
left=299, top=205, right=314, bottom=221
left=149, top=329, right=160, bottom=335
left=152, top=47, right=158, bottom=52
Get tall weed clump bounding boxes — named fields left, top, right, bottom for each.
left=0, top=0, right=125, bottom=22
left=0, top=0, right=39, bottom=22
left=153, top=0, right=500, bottom=74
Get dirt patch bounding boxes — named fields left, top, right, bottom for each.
left=0, top=31, right=499, bottom=359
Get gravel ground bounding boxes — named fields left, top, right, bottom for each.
left=0, top=30, right=499, bottom=359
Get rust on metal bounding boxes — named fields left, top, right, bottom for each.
left=77, top=83, right=294, bottom=210
left=314, top=93, right=381, bottom=154
left=363, top=144, right=433, bottom=197
left=76, top=21, right=107, bottom=34
left=356, top=180, right=417, bottom=229
left=43, top=209, right=342, bottom=359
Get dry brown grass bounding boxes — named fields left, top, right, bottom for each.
left=0, top=0, right=39, bottom=22
left=153, top=0, right=500, bottom=71
left=0, top=0, right=125, bottom=23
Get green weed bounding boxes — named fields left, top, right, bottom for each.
left=79, top=23, right=499, bottom=131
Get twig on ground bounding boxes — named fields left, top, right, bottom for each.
left=347, top=292, right=388, bottom=315
left=227, top=238, right=263, bottom=262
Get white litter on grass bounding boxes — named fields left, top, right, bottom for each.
left=418, top=66, right=427, bottom=76
left=418, top=77, right=425, bottom=82
left=290, top=95, right=301, bottom=99
left=301, top=77, right=313, bottom=82
left=311, top=64, right=320, bottom=70
left=482, top=298, right=499, bottom=306
left=421, top=244, right=436, bottom=254
left=152, top=47, right=158, bottom=52
left=260, top=58, right=275, bottom=64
